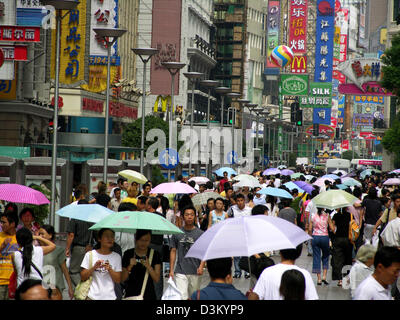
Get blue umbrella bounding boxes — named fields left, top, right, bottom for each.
left=214, top=167, right=237, bottom=177
left=284, top=182, right=305, bottom=194
left=322, top=174, right=340, bottom=180
left=336, top=184, right=348, bottom=190
left=56, top=204, right=115, bottom=223
left=281, top=169, right=295, bottom=176
left=257, top=187, right=293, bottom=199
left=341, top=177, right=362, bottom=187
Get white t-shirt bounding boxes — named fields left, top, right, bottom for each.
left=114, top=232, right=135, bottom=256
left=230, top=205, right=252, bottom=218
left=253, top=263, right=319, bottom=300
left=14, top=246, right=44, bottom=287
left=381, top=217, right=400, bottom=247
left=353, top=274, right=392, bottom=300
left=81, top=250, right=122, bottom=300
left=348, top=260, right=374, bottom=298
left=305, top=200, right=317, bottom=223
left=274, top=179, right=281, bottom=188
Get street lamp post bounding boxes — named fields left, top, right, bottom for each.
left=260, top=111, right=270, bottom=166
left=93, top=28, right=127, bottom=184
left=200, top=80, right=219, bottom=179
left=237, top=99, right=250, bottom=166
left=226, top=93, right=241, bottom=167
left=215, top=87, right=231, bottom=167
left=183, top=72, right=204, bottom=176
left=132, top=48, right=159, bottom=175
left=161, top=62, right=186, bottom=181
left=41, top=0, right=79, bottom=227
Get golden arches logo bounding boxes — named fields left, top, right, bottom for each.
left=291, top=56, right=307, bottom=70
left=153, top=95, right=172, bottom=113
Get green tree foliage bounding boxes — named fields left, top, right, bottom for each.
left=122, top=115, right=169, bottom=157
left=381, top=33, right=400, bottom=98
left=341, top=150, right=359, bottom=162
left=380, top=34, right=400, bottom=166
left=382, top=113, right=400, bottom=168
left=27, top=183, right=50, bottom=225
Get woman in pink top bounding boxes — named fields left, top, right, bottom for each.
left=308, top=207, right=335, bottom=285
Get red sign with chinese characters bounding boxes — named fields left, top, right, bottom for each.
left=306, top=124, right=335, bottom=138
left=0, top=46, right=27, bottom=61
left=289, top=0, right=308, bottom=56
left=0, top=26, right=40, bottom=42
left=341, top=140, right=349, bottom=150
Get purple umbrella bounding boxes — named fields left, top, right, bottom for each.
left=293, top=181, right=315, bottom=194
left=342, top=171, right=357, bottom=178
left=263, top=168, right=281, bottom=176
left=150, top=182, right=198, bottom=194
left=0, top=184, right=50, bottom=205
left=281, top=169, right=295, bottom=176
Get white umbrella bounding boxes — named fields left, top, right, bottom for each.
left=185, top=215, right=311, bottom=261
left=233, top=179, right=262, bottom=189
left=313, top=177, right=335, bottom=187
left=188, top=176, right=209, bottom=185
left=118, top=169, right=148, bottom=184
left=232, top=174, right=259, bottom=182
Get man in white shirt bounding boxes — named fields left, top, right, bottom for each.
left=248, top=244, right=319, bottom=300
left=227, top=194, right=251, bottom=278
left=380, top=215, right=400, bottom=247
left=354, top=246, right=400, bottom=300
left=274, top=174, right=281, bottom=188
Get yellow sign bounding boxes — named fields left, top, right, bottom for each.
left=153, top=95, right=172, bottom=113
left=0, top=65, right=16, bottom=100
left=51, top=0, right=87, bottom=85
left=81, top=65, right=119, bottom=93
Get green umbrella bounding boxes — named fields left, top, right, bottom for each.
left=291, top=173, right=305, bottom=179
left=89, top=211, right=184, bottom=235
left=312, top=190, right=358, bottom=210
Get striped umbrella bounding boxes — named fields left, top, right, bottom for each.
left=0, top=184, right=50, bottom=205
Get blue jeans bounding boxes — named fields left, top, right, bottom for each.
left=312, top=235, right=330, bottom=274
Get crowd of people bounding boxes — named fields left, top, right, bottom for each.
left=0, top=164, right=400, bottom=301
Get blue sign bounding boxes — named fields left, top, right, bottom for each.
left=313, top=107, right=332, bottom=125
left=227, top=151, right=238, bottom=165
left=159, top=148, right=179, bottom=169
left=314, top=0, right=335, bottom=83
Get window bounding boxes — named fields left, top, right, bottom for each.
left=394, top=0, right=400, bottom=21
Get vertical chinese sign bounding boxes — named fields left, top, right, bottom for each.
left=264, top=1, right=280, bottom=75
left=51, top=0, right=87, bottom=86
left=289, top=0, right=308, bottom=74
left=333, top=5, right=348, bottom=84
left=313, top=0, right=335, bottom=127
left=81, top=0, right=120, bottom=94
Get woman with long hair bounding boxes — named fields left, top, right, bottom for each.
left=279, top=269, right=306, bottom=300
left=122, top=229, right=161, bottom=300
left=308, top=207, right=335, bottom=285
left=265, top=196, right=279, bottom=217
left=80, top=228, right=122, bottom=300
left=38, top=225, right=74, bottom=300
left=13, top=227, right=56, bottom=287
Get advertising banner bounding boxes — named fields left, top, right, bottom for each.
left=353, top=113, right=374, bottom=128
left=265, top=0, right=280, bottom=74
left=291, top=55, right=307, bottom=74
left=289, top=0, right=308, bottom=54
left=280, top=74, right=309, bottom=96
left=342, top=139, right=349, bottom=150
left=314, top=0, right=335, bottom=83
left=353, top=95, right=384, bottom=104
left=301, top=82, right=332, bottom=108
left=0, top=26, right=40, bottom=43
left=50, top=1, right=88, bottom=86
left=16, top=0, right=46, bottom=26
left=313, top=107, right=332, bottom=125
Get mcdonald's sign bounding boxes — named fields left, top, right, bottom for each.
left=291, top=55, right=307, bottom=74
left=153, top=95, right=172, bottom=113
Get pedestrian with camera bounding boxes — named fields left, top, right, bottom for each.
left=121, top=229, right=161, bottom=300
left=79, top=228, right=122, bottom=300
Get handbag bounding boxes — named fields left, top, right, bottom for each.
left=74, top=251, right=93, bottom=300
left=348, top=213, right=360, bottom=244
left=124, top=249, right=154, bottom=300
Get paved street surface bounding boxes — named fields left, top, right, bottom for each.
left=60, top=241, right=351, bottom=300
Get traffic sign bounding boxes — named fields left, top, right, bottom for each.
left=159, top=148, right=179, bottom=169
left=227, top=151, right=238, bottom=165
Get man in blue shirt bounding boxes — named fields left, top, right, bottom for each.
left=190, top=257, right=247, bottom=300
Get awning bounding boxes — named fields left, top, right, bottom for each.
left=30, top=143, right=140, bottom=154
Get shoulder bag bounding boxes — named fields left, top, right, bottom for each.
left=348, top=213, right=360, bottom=244
left=123, top=249, right=154, bottom=300
left=74, top=251, right=93, bottom=300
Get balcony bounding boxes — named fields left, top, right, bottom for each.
left=188, top=35, right=217, bottom=68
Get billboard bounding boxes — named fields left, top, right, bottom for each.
left=16, top=0, right=47, bottom=26
left=301, top=82, right=332, bottom=108
left=264, top=0, right=280, bottom=75
left=50, top=1, right=88, bottom=86
left=150, top=0, right=182, bottom=95
left=289, top=0, right=308, bottom=74
left=280, top=74, right=309, bottom=96
left=291, top=55, right=307, bottom=74
left=313, top=107, right=332, bottom=125
left=314, top=0, right=335, bottom=83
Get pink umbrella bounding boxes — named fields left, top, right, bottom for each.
left=313, top=177, right=335, bottom=187
left=150, top=182, right=198, bottom=194
left=383, top=178, right=400, bottom=186
left=0, top=184, right=50, bottom=205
